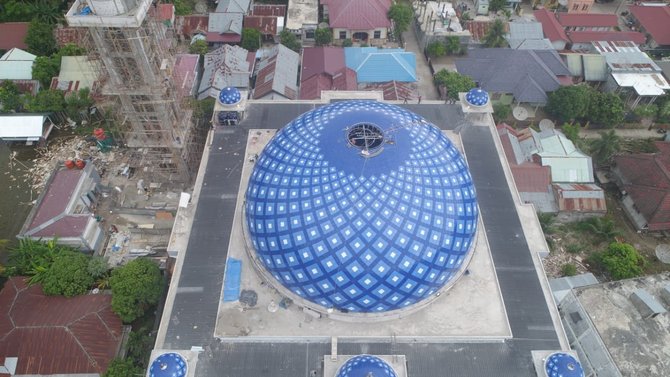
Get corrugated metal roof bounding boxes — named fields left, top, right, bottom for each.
left=198, top=45, right=253, bottom=99
left=508, top=21, right=544, bottom=41
left=583, top=54, right=607, bottom=81
left=253, top=44, right=299, bottom=99
left=250, top=4, right=286, bottom=16
left=56, top=56, right=100, bottom=92
left=322, top=0, right=391, bottom=29
left=0, top=48, right=36, bottom=80
left=568, top=31, right=645, bottom=44
left=534, top=9, right=569, bottom=42
left=215, top=0, right=250, bottom=13
left=0, top=22, right=29, bottom=50
left=629, top=4, right=670, bottom=45
left=208, top=12, right=243, bottom=34
left=344, top=47, right=416, bottom=83
left=0, top=115, right=48, bottom=139
left=556, top=13, right=618, bottom=28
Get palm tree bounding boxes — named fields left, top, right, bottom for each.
left=483, top=19, right=508, bottom=48
left=30, top=0, right=64, bottom=24
left=590, top=130, right=621, bottom=165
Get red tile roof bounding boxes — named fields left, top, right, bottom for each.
left=534, top=9, right=569, bottom=42
left=629, top=5, right=670, bottom=45
left=206, top=32, right=242, bottom=43
left=567, top=30, right=646, bottom=44
left=244, top=15, right=278, bottom=35
left=0, top=22, right=29, bottom=50
left=28, top=169, right=82, bottom=229
left=174, top=54, right=200, bottom=99
left=556, top=12, right=618, bottom=28
left=0, top=277, right=123, bottom=375
left=614, top=141, right=670, bottom=231
left=498, top=124, right=551, bottom=193
left=322, top=0, right=391, bottom=30
left=301, top=47, right=347, bottom=81
left=250, top=4, right=286, bottom=17
left=299, top=68, right=357, bottom=99
left=363, top=81, right=413, bottom=101
left=176, top=15, right=209, bottom=38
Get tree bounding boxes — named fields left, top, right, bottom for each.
left=279, top=30, right=301, bottom=52
left=388, top=3, right=413, bottom=40
left=58, top=43, right=87, bottom=57
left=110, top=258, right=163, bottom=323
left=32, top=55, right=60, bottom=88
left=489, top=0, right=507, bottom=12
left=102, top=358, right=143, bottom=377
left=588, top=92, right=624, bottom=127
left=315, top=28, right=332, bottom=46
left=576, top=216, right=620, bottom=243
left=0, top=0, right=33, bottom=22
left=482, top=19, right=508, bottom=48
left=434, top=69, right=476, bottom=100
left=546, top=85, right=592, bottom=122
left=188, top=39, right=209, bottom=55
left=601, top=242, right=645, bottom=280
left=0, top=81, right=23, bottom=113
left=26, top=89, right=66, bottom=113
left=42, top=250, right=94, bottom=297
left=30, top=0, right=63, bottom=24
left=241, top=28, right=261, bottom=51
left=493, top=102, right=511, bottom=123
left=426, top=41, right=446, bottom=58
left=65, top=88, right=95, bottom=121
left=25, top=20, right=57, bottom=56
left=445, top=36, right=463, bottom=55
left=172, top=0, right=192, bottom=16
left=88, top=256, right=110, bottom=279
left=561, top=122, right=581, bottom=144
left=589, top=130, right=621, bottom=165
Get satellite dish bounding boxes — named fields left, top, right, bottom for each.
left=539, top=119, right=555, bottom=131
left=655, top=244, right=670, bottom=264
left=512, top=106, right=528, bottom=121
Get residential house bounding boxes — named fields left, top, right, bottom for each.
left=197, top=44, right=255, bottom=100
left=215, top=0, right=250, bottom=13
left=362, top=81, right=414, bottom=101
left=0, top=277, right=125, bottom=376
left=593, top=40, right=670, bottom=108
left=253, top=44, right=299, bottom=100
left=286, top=0, right=318, bottom=42
left=207, top=12, right=243, bottom=45
left=245, top=4, right=286, bottom=42
left=0, top=48, right=36, bottom=81
left=0, top=22, right=29, bottom=51
left=506, top=20, right=554, bottom=50
left=561, top=51, right=607, bottom=82
left=534, top=9, right=570, bottom=50
left=322, top=0, right=391, bottom=45
left=344, top=47, right=417, bottom=83
left=629, top=4, right=670, bottom=50
left=412, top=1, right=470, bottom=49
left=176, top=15, right=209, bottom=40
left=612, top=141, right=670, bottom=231
left=455, top=49, right=571, bottom=105
left=566, top=0, right=593, bottom=13
left=50, top=56, right=100, bottom=94
left=300, top=46, right=357, bottom=100
left=557, top=13, right=617, bottom=32
left=0, top=114, right=54, bottom=144
left=173, top=54, right=201, bottom=101
left=18, top=162, right=104, bottom=251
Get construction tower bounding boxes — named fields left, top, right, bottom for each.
left=66, top=0, right=201, bottom=183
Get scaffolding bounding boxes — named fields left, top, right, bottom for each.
left=66, top=0, right=205, bottom=184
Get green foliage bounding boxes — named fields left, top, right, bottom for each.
left=445, top=36, right=463, bottom=55
left=561, top=263, right=577, bottom=277
left=26, top=89, right=66, bottom=113
left=6, top=238, right=64, bottom=277
left=565, top=243, right=582, bottom=254
left=188, top=39, right=209, bottom=55
left=102, top=358, right=143, bottom=377
left=42, top=251, right=94, bottom=297
left=25, top=20, right=57, bottom=56
left=633, top=104, right=658, bottom=119
left=241, top=28, right=261, bottom=51
left=537, top=212, right=556, bottom=234
left=110, top=258, right=163, bottom=323
left=32, top=55, right=60, bottom=88
left=601, top=242, right=646, bottom=280
left=126, top=327, right=155, bottom=369
left=171, top=0, right=193, bottom=16
left=426, top=41, right=446, bottom=58
left=88, top=256, right=110, bottom=279
left=483, top=19, right=508, bottom=48
left=546, top=85, right=592, bottom=122
left=657, top=95, right=670, bottom=123
left=30, top=0, right=63, bottom=24
left=589, top=130, right=621, bottom=165
left=315, top=28, right=332, bottom=46
left=58, top=43, right=87, bottom=57
left=433, top=69, right=475, bottom=100
left=279, top=30, right=301, bottom=52
left=575, top=216, right=620, bottom=243
left=489, top=0, right=507, bottom=12
left=588, top=92, right=624, bottom=127
left=0, top=0, right=33, bottom=22
left=342, top=39, right=353, bottom=47
left=0, top=81, right=23, bottom=113
left=388, top=3, right=413, bottom=39
left=561, top=122, right=581, bottom=144
left=493, top=102, right=511, bottom=123
left=191, top=97, right=216, bottom=122
left=65, top=88, right=94, bottom=121
left=461, top=12, right=472, bottom=22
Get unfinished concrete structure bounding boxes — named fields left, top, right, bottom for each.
left=66, top=0, right=203, bottom=183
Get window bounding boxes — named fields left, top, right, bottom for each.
left=339, top=31, right=347, bottom=39
left=572, top=3, right=579, bottom=11
left=374, top=30, right=381, bottom=39
left=305, top=29, right=315, bottom=39
left=582, top=3, right=589, bottom=10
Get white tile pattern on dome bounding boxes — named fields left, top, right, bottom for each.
left=465, top=88, right=489, bottom=107
left=336, top=354, right=398, bottom=377
left=245, top=101, right=478, bottom=312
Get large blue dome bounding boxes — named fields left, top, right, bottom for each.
left=149, top=353, right=187, bottom=377
left=545, top=352, right=584, bottom=377
left=245, top=100, right=478, bottom=313
left=336, top=355, right=397, bottom=377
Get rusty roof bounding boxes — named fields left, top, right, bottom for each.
left=244, top=15, right=278, bottom=35
left=250, top=4, right=286, bottom=17
left=0, top=23, right=29, bottom=51
left=0, top=277, right=123, bottom=375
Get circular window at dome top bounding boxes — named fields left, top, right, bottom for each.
left=347, top=123, right=385, bottom=151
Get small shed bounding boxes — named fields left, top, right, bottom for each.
left=0, top=114, right=54, bottom=144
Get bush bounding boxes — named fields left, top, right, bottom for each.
left=565, top=244, right=582, bottom=254
left=493, top=103, right=511, bottom=123
left=561, top=263, right=577, bottom=277
left=42, top=251, right=94, bottom=297
left=342, top=39, right=353, bottom=47
left=427, top=41, right=446, bottom=57
left=188, top=39, right=208, bottom=55
left=601, top=242, right=645, bottom=280
left=88, top=256, right=109, bottom=279
left=241, top=28, right=261, bottom=51
left=110, top=258, right=163, bottom=323
left=103, top=358, right=143, bottom=377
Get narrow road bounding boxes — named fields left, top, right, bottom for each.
left=402, top=23, right=439, bottom=100
left=578, top=128, right=663, bottom=139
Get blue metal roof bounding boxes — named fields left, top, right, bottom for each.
left=219, top=86, right=241, bottom=105
left=466, top=88, right=489, bottom=107
left=545, top=352, right=584, bottom=377
left=245, top=100, right=478, bottom=313
left=344, top=47, right=417, bottom=83
left=149, top=353, right=187, bottom=377
left=336, top=355, right=398, bottom=377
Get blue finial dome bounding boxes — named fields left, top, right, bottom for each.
left=336, top=355, right=397, bottom=377
left=465, top=88, right=489, bottom=107
left=149, top=353, right=187, bottom=377
left=545, top=352, right=584, bottom=377
left=218, top=86, right=241, bottom=105
left=245, top=100, right=478, bottom=313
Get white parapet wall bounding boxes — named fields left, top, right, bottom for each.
left=65, top=0, right=152, bottom=27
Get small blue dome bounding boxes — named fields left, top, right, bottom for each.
left=219, top=86, right=241, bottom=105
left=245, top=101, right=478, bottom=313
left=336, top=355, right=397, bottom=377
left=149, top=353, right=187, bottom=377
left=545, top=352, right=584, bottom=377
left=465, top=88, right=489, bottom=107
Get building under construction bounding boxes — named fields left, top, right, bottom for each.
left=66, top=0, right=204, bottom=184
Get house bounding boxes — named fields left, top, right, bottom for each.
left=534, top=9, right=569, bottom=50
left=299, top=47, right=357, bottom=100
left=173, top=54, right=201, bottom=100
left=197, top=44, right=255, bottom=100
left=176, top=15, right=209, bottom=40
left=253, top=44, right=299, bottom=100
left=322, top=0, right=391, bottom=45
left=245, top=4, right=286, bottom=42
left=593, top=40, right=670, bottom=108
left=556, top=13, right=618, bottom=32
left=18, top=162, right=105, bottom=251
left=344, top=47, right=417, bottom=83
left=362, top=81, right=414, bottom=101
left=285, top=0, right=318, bottom=42
left=455, top=49, right=571, bottom=105
left=412, top=1, right=470, bottom=49
left=207, top=12, right=243, bottom=44
left=50, top=56, right=100, bottom=94
left=0, top=48, right=36, bottom=81
left=0, top=114, right=54, bottom=144
left=561, top=51, right=607, bottom=82
left=0, top=276, right=125, bottom=376
left=0, top=22, right=29, bottom=51
left=612, top=141, right=670, bottom=231
left=629, top=4, right=670, bottom=50
left=215, top=0, right=250, bottom=13
left=506, top=20, right=554, bottom=50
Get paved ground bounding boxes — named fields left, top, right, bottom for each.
left=579, top=128, right=662, bottom=139
left=402, top=22, right=439, bottom=100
